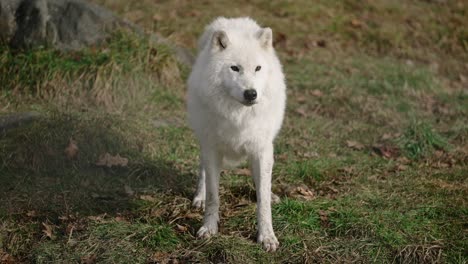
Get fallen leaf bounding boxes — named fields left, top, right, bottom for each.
left=288, top=185, right=315, bottom=201
left=87, top=214, right=106, bottom=222
left=297, top=187, right=314, bottom=198
left=296, top=95, right=307, bottom=103
left=372, top=144, right=399, bottom=159
left=233, top=198, right=250, bottom=208
left=81, top=254, right=97, bottom=264
left=150, top=207, right=166, bottom=218
left=183, top=212, right=202, bottom=220
left=316, top=40, right=327, bottom=47
left=350, top=19, right=363, bottom=28
left=151, top=252, right=170, bottom=264
left=381, top=133, right=393, bottom=140
left=303, top=41, right=314, bottom=50
left=295, top=106, right=308, bottom=117
left=188, top=10, right=201, bottom=17
left=276, top=153, right=288, bottom=161
left=175, top=223, right=188, bottom=232
left=301, top=151, right=319, bottom=158
left=311, top=89, right=324, bottom=97
left=26, top=210, right=37, bottom=217
left=274, top=32, right=288, bottom=49
left=346, top=140, right=365, bottom=150
left=115, top=216, right=127, bottom=222
left=272, top=192, right=281, bottom=204
left=139, top=195, right=157, bottom=202
left=42, top=222, right=55, bottom=240
left=152, top=13, right=163, bottom=22
left=327, top=186, right=339, bottom=193
left=397, top=156, right=411, bottom=164
left=64, top=138, right=79, bottom=159
left=318, top=210, right=330, bottom=227
left=96, top=153, right=128, bottom=167
left=432, top=162, right=450, bottom=168
left=233, top=168, right=251, bottom=176
left=459, top=74, right=467, bottom=83
left=0, top=252, right=16, bottom=264
left=395, top=164, right=408, bottom=171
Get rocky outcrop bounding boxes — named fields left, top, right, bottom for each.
left=1, top=0, right=132, bottom=50
left=0, top=0, right=193, bottom=65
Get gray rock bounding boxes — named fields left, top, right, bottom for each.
left=0, top=0, right=21, bottom=44
left=4, top=0, right=133, bottom=50
left=0, top=0, right=193, bottom=66
left=148, top=33, right=194, bottom=67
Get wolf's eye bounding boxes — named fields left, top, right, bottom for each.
left=230, top=66, right=240, bottom=72
left=255, top=66, right=262, bottom=72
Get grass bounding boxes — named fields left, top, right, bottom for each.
left=398, top=121, right=450, bottom=160
left=1, top=0, right=467, bottom=263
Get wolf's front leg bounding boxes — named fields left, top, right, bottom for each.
left=192, top=162, right=206, bottom=209
left=196, top=147, right=221, bottom=238
left=251, top=144, right=279, bottom=252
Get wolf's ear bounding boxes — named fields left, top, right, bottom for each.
left=211, top=30, right=230, bottom=51
left=257, top=27, right=273, bottom=49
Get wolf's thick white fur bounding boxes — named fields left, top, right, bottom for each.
left=187, top=17, right=286, bottom=252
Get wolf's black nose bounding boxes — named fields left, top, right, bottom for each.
left=244, top=89, right=257, bottom=101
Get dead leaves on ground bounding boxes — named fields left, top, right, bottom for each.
left=139, top=194, right=157, bottom=202
left=294, top=106, right=309, bottom=117
left=318, top=210, right=331, bottom=228
left=150, top=252, right=180, bottom=264
left=372, top=144, right=400, bottom=159
left=350, top=18, right=365, bottom=28
left=175, top=223, right=188, bottom=233
left=345, top=136, right=402, bottom=160
left=233, top=168, right=251, bottom=177
left=42, top=222, right=55, bottom=240
left=64, top=138, right=129, bottom=168
left=81, top=254, right=97, bottom=264
left=395, top=243, right=443, bottom=264
left=346, top=140, right=365, bottom=151
left=274, top=30, right=327, bottom=59
left=64, top=138, right=79, bottom=159
left=0, top=250, right=16, bottom=264
left=285, top=185, right=316, bottom=201
left=429, top=150, right=458, bottom=169
left=293, top=89, right=325, bottom=117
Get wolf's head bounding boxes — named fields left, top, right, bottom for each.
left=209, top=27, right=273, bottom=106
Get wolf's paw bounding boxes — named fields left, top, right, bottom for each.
left=258, top=233, right=279, bottom=252
left=192, top=196, right=205, bottom=210
left=197, top=224, right=218, bottom=238
left=271, top=192, right=281, bottom=204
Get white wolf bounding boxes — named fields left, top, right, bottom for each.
left=187, top=17, right=286, bottom=252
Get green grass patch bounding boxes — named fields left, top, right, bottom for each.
left=90, top=220, right=179, bottom=250
left=397, top=121, right=449, bottom=159
left=274, top=199, right=321, bottom=231
left=202, top=236, right=272, bottom=263
left=0, top=31, right=174, bottom=91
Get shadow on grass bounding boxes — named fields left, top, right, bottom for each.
left=0, top=112, right=193, bottom=218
